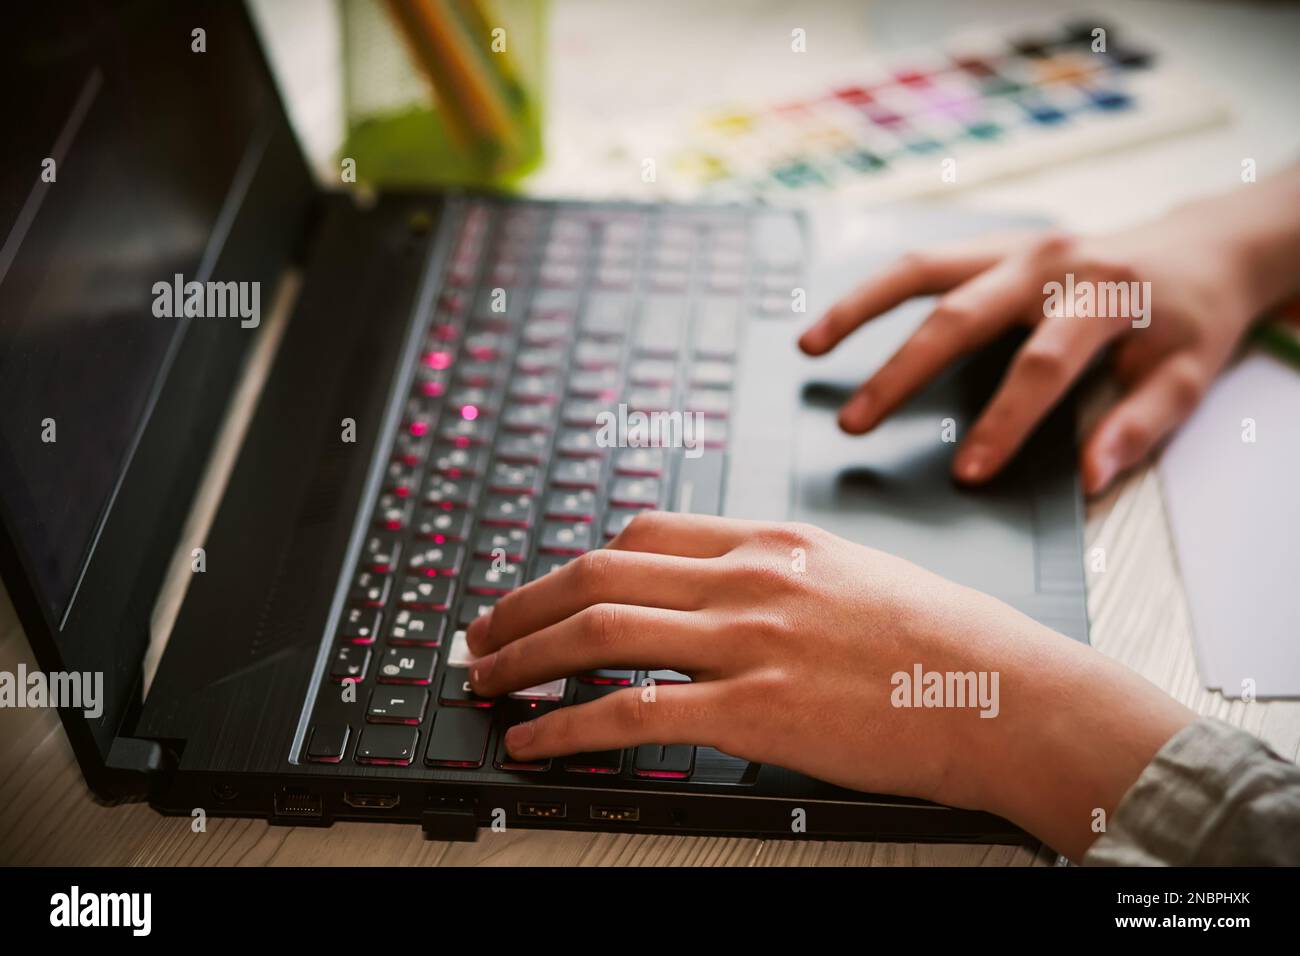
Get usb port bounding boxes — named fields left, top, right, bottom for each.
left=590, top=805, right=639, bottom=822
left=516, top=801, right=566, bottom=819
left=344, top=792, right=400, bottom=810
left=274, top=788, right=323, bottom=818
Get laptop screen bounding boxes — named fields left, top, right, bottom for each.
left=0, top=1, right=281, bottom=627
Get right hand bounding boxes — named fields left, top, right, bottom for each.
left=798, top=219, right=1261, bottom=494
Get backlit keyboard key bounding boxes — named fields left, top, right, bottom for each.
left=501, top=404, right=554, bottom=433
left=414, top=507, right=472, bottom=541
left=467, top=560, right=522, bottom=594
left=397, top=576, right=455, bottom=610
left=340, top=607, right=381, bottom=645
left=367, top=688, right=429, bottom=724
left=474, top=526, right=529, bottom=560
left=564, top=684, right=624, bottom=773
left=581, top=669, right=636, bottom=686
left=423, top=476, right=479, bottom=509
left=545, top=489, right=597, bottom=520
left=425, top=709, right=492, bottom=767
left=489, top=462, right=541, bottom=493
left=540, top=520, right=593, bottom=554
left=306, top=724, right=349, bottom=763
left=375, top=495, right=413, bottom=531
left=510, top=678, right=567, bottom=702
left=355, top=725, right=419, bottom=766
left=386, top=609, right=446, bottom=646
left=480, top=492, right=535, bottom=527
left=495, top=432, right=548, bottom=464
left=430, top=443, right=489, bottom=477
left=350, top=571, right=391, bottom=608
left=457, top=598, right=496, bottom=628
left=614, top=448, right=665, bottom=476
left=406, top=544, right=465, bottom=577
left=633, top=744, right=693, bottom=779
left=363, top=533, right=402, bottom=573
left=439, top=667, right=494, bottom=708
left=330, top=645, right=370, bottom=683
left=609, top=477, right=662, bottom=508
left=556, top=428, right=605, bottom=458
left=376, top=646, right=438, bottom=685
left=551, top=457, right=603, bottom=488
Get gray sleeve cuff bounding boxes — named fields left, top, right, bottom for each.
left=1083, top=717, right=1300, bottom=866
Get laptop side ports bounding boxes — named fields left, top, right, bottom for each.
left=516, top=801, right=566, bottom=819
left=590, top=805, right=640, bottom=822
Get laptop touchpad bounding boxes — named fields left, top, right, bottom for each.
left=790, top=339, right=1040, bottom=598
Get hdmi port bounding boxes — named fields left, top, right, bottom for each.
left=344, top=792, right=401, bottom=810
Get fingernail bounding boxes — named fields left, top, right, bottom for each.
left=1087, top=452, right=1118, bottom=495
left=955, top=444, right=991, bottom=482
left=505, top=721, right=535, bottom=753
left=839, top=395, right=873, bottom=433
left=470, top=653, right=495, bottom=687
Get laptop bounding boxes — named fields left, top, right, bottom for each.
left=0, top=1, right=1086, bottom=842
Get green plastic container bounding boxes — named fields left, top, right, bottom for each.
left=339, top=0, right=546, bottom=189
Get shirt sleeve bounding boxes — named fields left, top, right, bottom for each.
left=1083, top=717, right=1300, bottom=866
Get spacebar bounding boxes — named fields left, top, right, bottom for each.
left=674, top=451, right=726, bottom=516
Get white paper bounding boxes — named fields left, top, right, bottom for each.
left=1159, top=350, right=1300, bottom=698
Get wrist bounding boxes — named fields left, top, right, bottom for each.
left=947, top=620, right=1194, bottom=859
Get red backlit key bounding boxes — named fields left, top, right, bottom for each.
left=376, top=646, right=437, bottom=685
left=425, top=708, right=492, bottom=767
left=633, top=744, right=693, bottom=779
left=397, top=576, right=454, bottom=611
left=340, top=607, right=380, bottom=645
left=355, top=725, right=419, bottom=766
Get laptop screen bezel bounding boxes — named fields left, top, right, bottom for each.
left=0, top=0, right=318, bottom=791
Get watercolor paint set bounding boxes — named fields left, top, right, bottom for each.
left=600, top=18, right=1227, bottom=203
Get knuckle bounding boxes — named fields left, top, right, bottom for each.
left=733, top=555, right=798, bottom=594
left=1084, top=257, right=1139, bottom=285
left=1014, top=343, right=1069, bottom=385
left=927, top=298, right=977, bottom=335
left=754, top=521, right=812, bottom=552
left=894, top=250, right=931, bottom=285
left=583, top=602, right=623, bottom=651
left=624, top=509, right=666, bottom=538
left=1029, top=231, right=1075, bottom=262
left=572, top=548, right=614, bottom=596
left=623, top=687, right=659, bottom=734
left=1115, top=420, right=1152, bottom=456
left=1164, top=363, right=1205, bottom=412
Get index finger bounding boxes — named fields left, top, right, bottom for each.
left=466, top=548, right=717, bottom=655
left=503, top=682, right=724, bottom=762
left=798, top=233, right=1029, bottom=356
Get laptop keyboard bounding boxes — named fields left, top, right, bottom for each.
left=300, top=197, right=795, bottom=780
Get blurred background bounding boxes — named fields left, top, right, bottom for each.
left=250, top=0, right=1300, bottom=233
